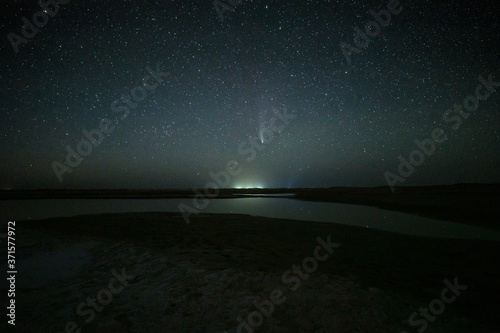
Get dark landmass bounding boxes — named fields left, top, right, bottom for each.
left=2, top=183, right=499, bottom=229
left=7, top=212, right=500, bottom=332
left=293, top=184, right=500, bottom=229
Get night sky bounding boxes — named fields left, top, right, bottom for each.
left=0, top=0, right=499, bottom=189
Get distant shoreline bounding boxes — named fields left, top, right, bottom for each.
left=2, top=183, right=498, bottom=199
left=2, top=184, right=499, bottom=229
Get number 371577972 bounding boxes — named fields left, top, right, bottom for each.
left=213, top=0, right=243, bottom=22
left=7, top=221, right=16, bottom=266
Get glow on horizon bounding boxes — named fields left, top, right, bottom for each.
left=233, top=183, right=265, bottom=189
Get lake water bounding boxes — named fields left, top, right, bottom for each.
left=1, top=198, right=499, bottom=241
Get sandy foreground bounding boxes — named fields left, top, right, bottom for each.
left=2, top=212, right=500, bottom=333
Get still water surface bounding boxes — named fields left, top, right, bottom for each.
left=1, top=198, right=499, bottom=241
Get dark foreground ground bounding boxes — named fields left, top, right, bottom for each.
left=1, top=212, right=499, bottom=332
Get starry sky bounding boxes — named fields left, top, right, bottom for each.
left=0, top=0, right=499, bottom=189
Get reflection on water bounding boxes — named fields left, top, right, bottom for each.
left=233, top=193, right=295, bottom=197
left=1, top=198, right=499, bottom=241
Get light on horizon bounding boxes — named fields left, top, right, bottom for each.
left=233, top=183, right=265, bottom=189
